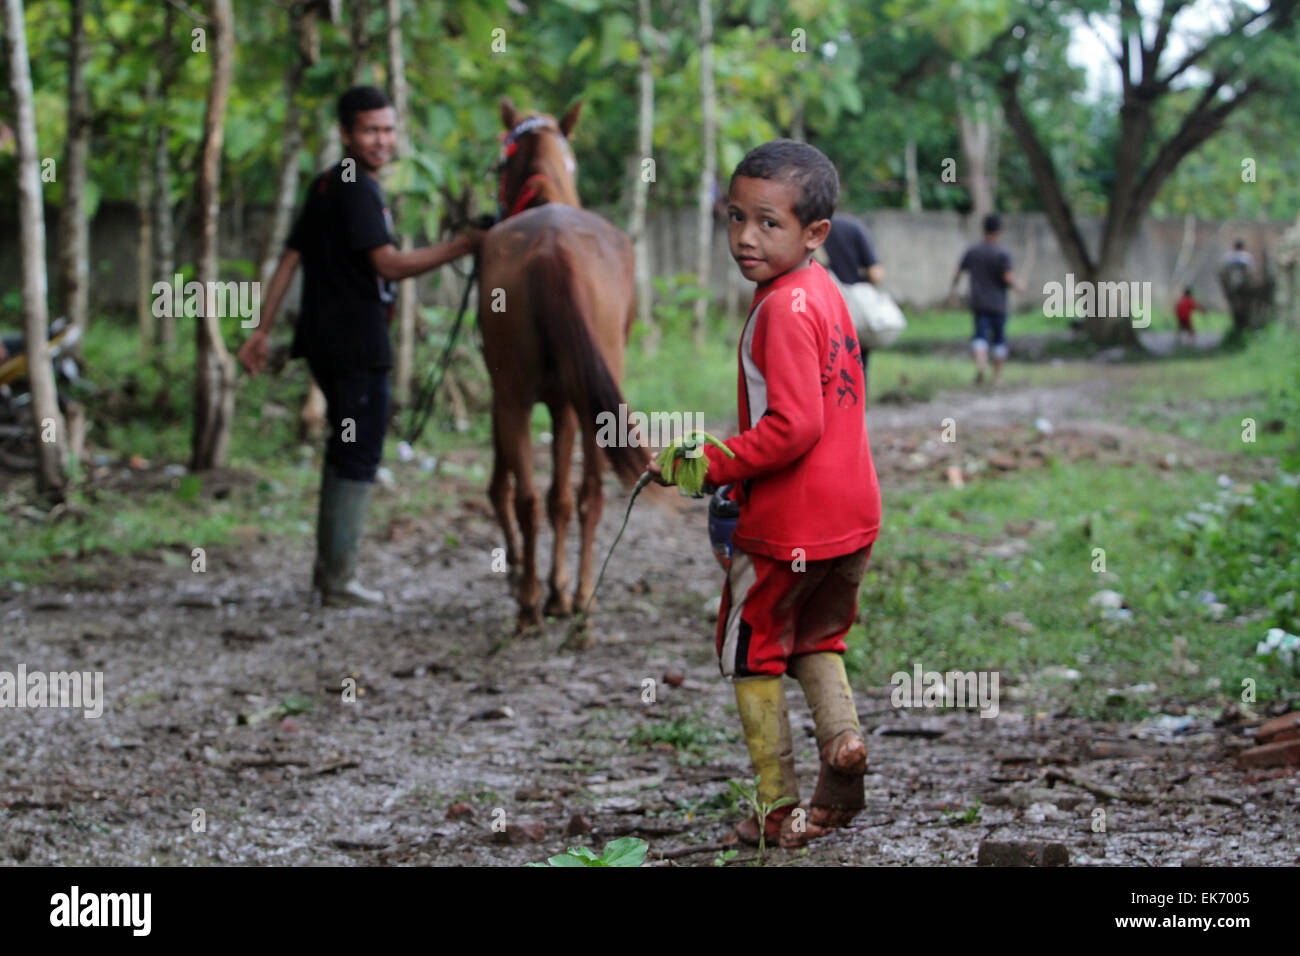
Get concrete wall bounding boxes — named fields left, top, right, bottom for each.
left=2, top=200, right=1290, bottom=320
left=853, top=209, right=1290, bottom=314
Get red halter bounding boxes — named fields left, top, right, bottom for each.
left=496, top=116, right=567, bottom=219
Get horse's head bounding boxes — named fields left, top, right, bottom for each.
left=495, top=96, right=582, bottom=216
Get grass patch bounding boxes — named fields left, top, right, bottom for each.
left=1115, top=322, right=1300, bottom=459
left=629, top=710, right=732, bottom=760
left=850, top=455, right=1299, bottom=716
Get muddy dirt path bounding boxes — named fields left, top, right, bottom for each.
left=2, top=366, right=1294, bottom=867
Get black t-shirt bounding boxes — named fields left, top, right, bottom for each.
left=822, top=214, right=879, bottom=285
left=288, top=162, right=397, bottom=370
left=958, top=241, right=1012, bottom=315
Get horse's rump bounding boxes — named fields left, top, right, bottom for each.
left=479, top=205, right=645, bottom=485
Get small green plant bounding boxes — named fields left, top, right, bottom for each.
left=712, top=848, right=739, bottom=867
left=941, top=799, right=982, bottom=825
left=526, top=837, right=649, bottom=867
left=729, top=776, right=797, bottom=860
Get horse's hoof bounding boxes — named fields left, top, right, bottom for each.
left=515, top=607, right=543, bottom=634
left=562, top=622, right=596, bottom=651
left=544, top=592, right=573, bottom=618
left=572, top=591, right=594, bottom=615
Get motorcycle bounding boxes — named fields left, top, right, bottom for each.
left=0, top=317, right=90, bottom=470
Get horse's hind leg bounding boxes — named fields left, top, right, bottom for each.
left=487, top=411, right=520, bottom=581
left=544, top=402, right=577, bottom=617
left=496, top=399, right=543, bottom=630
left=573, top=420, right=607, bottom=614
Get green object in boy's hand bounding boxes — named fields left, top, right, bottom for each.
left=655, top=431, right=734, bottom=497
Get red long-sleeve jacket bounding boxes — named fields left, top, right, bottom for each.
left=702, top=260, right=882, bottom=561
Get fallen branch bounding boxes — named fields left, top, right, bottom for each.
left=653, top=840, right=729, bottom=860
left=1045, top=768, right=1154, bottom=804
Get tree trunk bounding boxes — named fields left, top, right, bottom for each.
left=693, top=0, right=715, bottom=341
left=629, top=0, right=656, bottom=343
left=153, top=2, right=177, bottom=347
left=386, top=0, right=416, bottom=409
left=136, top=121, right=155, bottom=353
left=789, top=96, right=804, bottom=142
left=257, top=52, right=306, bottom=292
left=903, top=138, right=921, bottom=212
left=191, top=0, right=236, bottom=472
left=4, top=0, right=66, bottom=499
left=58, top=0, right=90, bottom=355
left=350, top=0, right=369, bottom=83
left=953, top=63, right=999, bottom=225
left=997, top=70, right=1139, bottom=347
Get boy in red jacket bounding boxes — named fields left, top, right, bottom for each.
left=1175, top=286, right=1200, bottom=345
left=649, top=140, right=882, bottom=848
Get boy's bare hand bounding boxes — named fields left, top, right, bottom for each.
left=645, top=459, right=672, bottom=487
left=238, top=330, right=270, bottom=376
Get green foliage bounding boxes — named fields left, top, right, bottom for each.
left=942, top=799, right=982, bottom=825
left=525, top=837, right=649, bottom=867
left=630, top=713, right=728, bottom=757
left=650, top=275, right=711, bottom=334
left=1180, top=478, right=1300, bottom=635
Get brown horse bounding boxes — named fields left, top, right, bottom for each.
left=479, top=97, right=648, bottom=631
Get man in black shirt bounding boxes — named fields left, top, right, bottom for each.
left=949, top=213, right=1024, bottom=386
left=239, top=86, right=480, bottom=606
left=820, top=214, right=886, bottom=401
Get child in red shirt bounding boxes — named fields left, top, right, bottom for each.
left=648, top=140, right=882, bottom=848
left=1175, top=287, right=1200, bottom=345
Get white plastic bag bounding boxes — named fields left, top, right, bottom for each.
left=825, top=270, right=907, bottom=348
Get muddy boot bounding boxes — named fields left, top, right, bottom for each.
left=785, top=652, right=867, bottom=845
left=732, top=677, right=799, bottom=846
left=317, top=466, right=385, bottom=608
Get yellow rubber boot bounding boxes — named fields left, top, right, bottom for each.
left=732, top=677, right=798, bottom=845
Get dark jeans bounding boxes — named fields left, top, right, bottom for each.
left=972, top=311, right=1008, bottom=351
left=308, top=360, right=390, bottom=482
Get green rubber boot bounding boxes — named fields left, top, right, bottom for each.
left=316, top=465, right=384, bottom=607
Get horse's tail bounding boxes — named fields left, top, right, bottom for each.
left=529, top=256, right=648, bottom=486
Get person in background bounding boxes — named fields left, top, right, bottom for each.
left=1175, top=286, right=1201, bottom=346
left=948, top=213, right=1024, bottom=386
left=821, top=214, right=885, bottom=399
left=1225, top=238, right=1255, bottom=271
left=239, top=85, right=481, bottom=607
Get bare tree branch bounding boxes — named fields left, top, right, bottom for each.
left=1119, top=0, right=1141, bottom=88
left=995, top=68, right=1096, bottom=277
left=1155, top=3, right=1281, bottom=92
left=164, top=0, right=210, bottom=26
left=1132, top=77, right=1258, bottom=219
left=1085, top=12, right=1123, bottom=69
left=1149, top=0, right=1188, bottom=69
